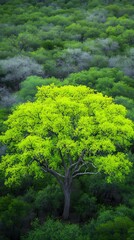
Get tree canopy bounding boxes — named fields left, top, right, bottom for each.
left=0, top=85, right=133, bottom=182
left=0, top=85, right=134, bottom=219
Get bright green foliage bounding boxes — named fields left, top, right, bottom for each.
left=0, top=85, right=133, bottom=185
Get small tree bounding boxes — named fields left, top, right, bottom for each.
left=0, top=85, right=133, bottom=219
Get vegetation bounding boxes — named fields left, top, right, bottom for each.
left=0, top=0, right=134, bottom=239
left=1, top=85, right=133, bottom=220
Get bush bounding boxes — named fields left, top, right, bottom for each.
left=95, top=38, right=119, bottom=56
left=0, top=196, right=31, bottom=240
left=34, top=184, right=63, bottom=217
left=0, top=107, right=10, bottom=133
left=75, top=193, right=97, bottom=221
left=96, top=216, right=134, bottom=240
left=17, top=76, right=62, bottom=101
left=83, top=207, right=134, bottom=240
left=17, top=32, right=41, bottom=51
left=0, top=56, right=44, bottom=90
left=109, top=54, right=134, bottom=78
left=55, top=48, right=92, bottom=78
left=22, top=218, right=88, bottom=240
left=0, top=87, right=19, bottom=107
left=114, top=96, right=134, bottom=120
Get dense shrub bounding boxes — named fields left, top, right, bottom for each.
left=34, top=185, right=63, bottom=217
left=22, top=218, right=88, bottom=240
left=17, top=76, right=61, bottom=101
left=0, top=56, right=44, bottom=90
left=0, top=196, right=31, bottom=240
left=55, top=48, right=92, bottom=78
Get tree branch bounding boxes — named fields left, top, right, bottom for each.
left=72, top=159, right=97, bottom=177
left=41, top=167, right=47, bottom=173
left=47, top=168, right=65, bottom=179
left=69, top=150, right=86, bottom=172
left=33, top=156, right=65, bottom=186
left=47, top=168, right=64, bottom=187
left=59, top=149, right=67, bottom=171
left=72, top=162, right=87, bottom=175
left=73, top=171, right=99, bottom=178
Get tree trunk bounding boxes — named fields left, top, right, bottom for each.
left=62, top=182, right=71, bottom=220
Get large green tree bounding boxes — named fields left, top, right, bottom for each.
left=0, top=85, right=133, bottom=219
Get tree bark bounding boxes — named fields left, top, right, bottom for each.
left=62, top=180, right=71, bottom=220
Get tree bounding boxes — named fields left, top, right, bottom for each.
left=0, top=85, right=134, bottom=220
